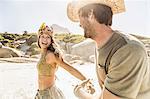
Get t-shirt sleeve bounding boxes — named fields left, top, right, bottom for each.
left=104, top=43, right=147, bottom=99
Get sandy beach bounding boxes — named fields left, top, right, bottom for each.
left=0, top=57, right=150, bottom=99
left=0, top=58, right=100, bottom=99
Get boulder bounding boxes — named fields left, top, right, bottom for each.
left=63, top=54, right=85, bottom=64
left=17, top=43, right=30, bottom=52
left=26, top=35, right=37, bottom=46
left=57, top=41, right=74, bottom=54
left=25, top=42, right=40, bottom=56
left=0, top=42, right=2, bottom=48
left=63, top=54, right=83, bottom=62
left=89, top=55, right=95, bottom=63
left=71, top=39, right=96, bottom=61
left=0, top=48, right=19, bottom=58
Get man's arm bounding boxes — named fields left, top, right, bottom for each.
left=100, top=87, right=120, bottom=99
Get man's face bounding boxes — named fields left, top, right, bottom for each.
left=79, top=11, right=95, bottom=38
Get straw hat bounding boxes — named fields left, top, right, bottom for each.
left=67, top=0, right=126, bottom=22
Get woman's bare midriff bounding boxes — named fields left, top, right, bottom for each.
left=38, top=75, right=55, bottom=90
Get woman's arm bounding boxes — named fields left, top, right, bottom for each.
left=55, top=56, right=86, bottom=81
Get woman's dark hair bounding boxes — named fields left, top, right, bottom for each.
left=38, top=35, right=60, bottom=57
left=79, top=3, right=113, bottom=26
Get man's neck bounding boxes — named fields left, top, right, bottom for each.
left=93, top=25, right=114, bottom=48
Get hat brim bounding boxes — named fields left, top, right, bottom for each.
left=67, top=0, right=126, bottom=22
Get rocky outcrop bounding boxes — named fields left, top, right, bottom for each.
left=57, top=41, right=74, bottom=54
left=17, top=43, right=30, bottom=52
left=26, top=35, right=37, bottom=46
left=25, top=43, right=40, bottom=56
left=0, top=42, right=2, bottom=48
left=17, top=35, right=38, bottom=57
left=0, top=32, right=149, bottom=61
left=51, top=24, right=70, bottom=34
left=0, top=48, right=19, bottom=58
left=71, top=39, right=96, bottom=61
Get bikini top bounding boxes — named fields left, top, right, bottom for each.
left=37, top=54, right=58, bottom=76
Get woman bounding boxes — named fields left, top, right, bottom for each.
left=35, top=23, right=87, bottom=99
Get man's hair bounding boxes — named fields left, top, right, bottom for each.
left=79, top=3, right=113, bottom=26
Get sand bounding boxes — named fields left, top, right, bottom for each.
left=0, top=60, right=100, bottom=99
left=0, top=57, right=149, bottom=99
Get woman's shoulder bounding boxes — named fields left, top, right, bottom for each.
left=46, top=51, right=56, bottom=61
left=46, top=51, right=63, bottom=64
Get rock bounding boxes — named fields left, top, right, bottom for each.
left=69, top=60, right=85, bottom=65
left=51, top=24, right=70, bottom=34
left=147, top=50, right=150, bottom=57
left=0, top=42, right=2, bottom=48
left=63, top=54, right=85, bottom=64
left=0, top=48, right=19, bottom=58
left=63, top=54, right=83, bottom=62
left=3, top=46, right=24, bottom=57
left=3, top=34, right=14, bottom=40
left=57, top=41, right=74, bottom=54
left=63, top=42, right=74, bottom=54
left=0, top=40, right=9, bottom=46
left=26, top=35, right=37, bottom=46
left=30, top=54, right=40, bottom=59
left=17, top=43, right=30, bottom=52
left=63, top=54, right=73, bottom=62
left=25, top=43, right=40, bottom=56
left=17, top=41, right=39, bottom=57
left=57, top=41, right=67, bottom=53
left=71, top=39, right=96, bottom=61
left=89, top=55, right=95, bottom=63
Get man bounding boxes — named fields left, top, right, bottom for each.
left=67, top=0, right=150, bottom=99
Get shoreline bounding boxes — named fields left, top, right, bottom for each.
left=0, top=57, right=39, bottom=63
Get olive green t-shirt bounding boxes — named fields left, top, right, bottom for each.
left=96, top=31, right=150, bottom=99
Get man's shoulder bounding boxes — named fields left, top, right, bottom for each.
left=114, top=30, right=145, bottom=48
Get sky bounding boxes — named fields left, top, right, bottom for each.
left=0, top=0, right=150, bottom=37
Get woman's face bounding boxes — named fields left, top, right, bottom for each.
left=39, top=33, right=52, bottom=49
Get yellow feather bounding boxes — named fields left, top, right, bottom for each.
left=40, top=22, right=46, bottom=30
